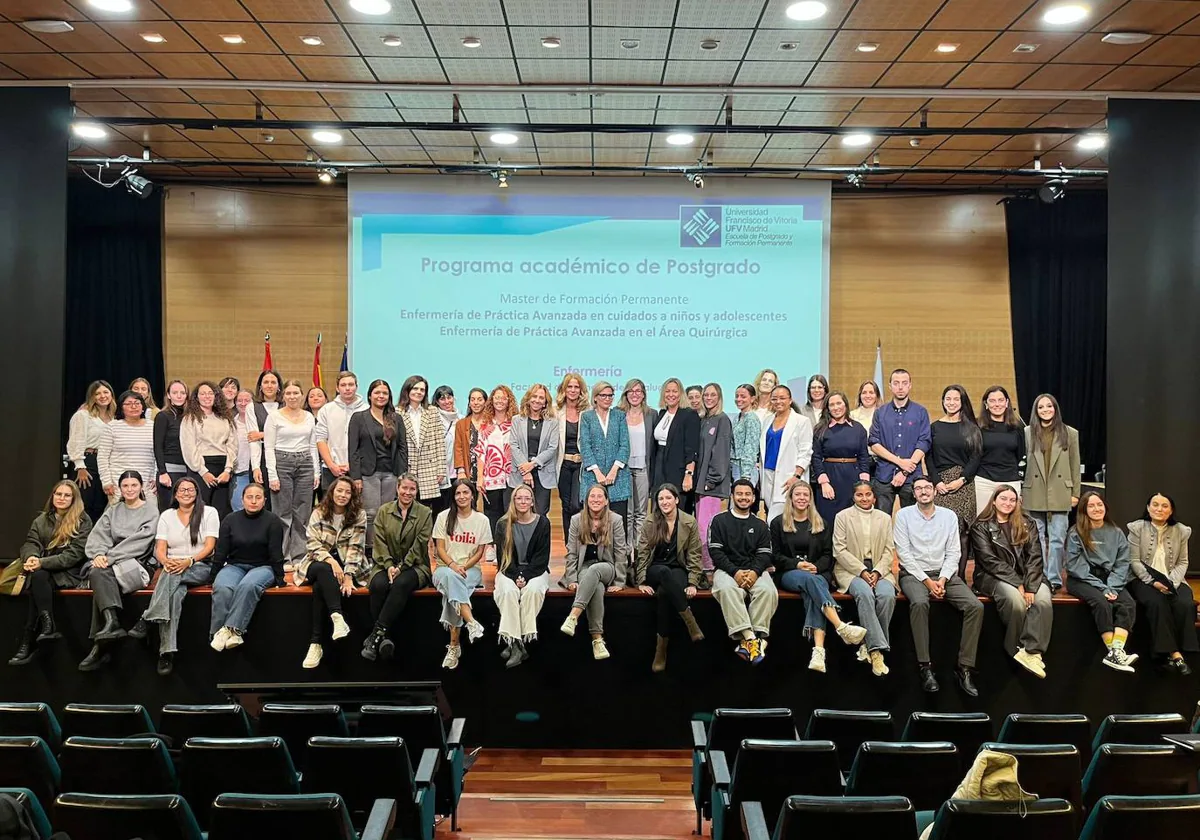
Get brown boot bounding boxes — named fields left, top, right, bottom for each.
left=679, top=608, right=704, bottom=642
left=652, top=635, right=669, bottom=673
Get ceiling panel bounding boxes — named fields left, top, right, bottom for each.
left=742, top=28, right=834, bottom=61
left=842, top=0, right=945, bottom=30
left=821, top=29, right=920, bottom=62
left=804, top=61, right=889, bottom=86
left=1095, top=0, right=1200, bottom=34
left=591, top=27, right=673, bottom=60
left=877, top=62, right=965, bottom=87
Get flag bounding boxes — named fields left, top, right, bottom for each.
left=312, top=333, right=323, bottom=390
left=339, top=337, right=348, bottom=375
left=262, top=332, right=273, bottom=371
left=873, top=339, right=884, bottom=392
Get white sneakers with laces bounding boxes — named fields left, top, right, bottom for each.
left=302, top=643, right=323, bottom=669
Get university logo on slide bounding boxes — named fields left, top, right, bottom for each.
left=680, top=205, right=722, bottom=247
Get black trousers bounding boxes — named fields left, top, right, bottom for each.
left=1069, top=580, right=1137, bottom=635
left=558, top=461, right=582, bottom=537
left=306, top=561, right=343, bottom=643
left=157, top=467, right=189, bottom=512
left=191, top=455, right=232, bottom=520
left=1128, top=577, right=1199, bottom=655
left=872, top=478, right=916, bottom=513
left=482, top=487, right=513, bottom=543
left=80, top=451, right=108, bottom=523
left=646, top=563, right=688, bottom=636
left=430, top=486, right=454, bottom=520
left=530, top=482, right=552, bottom=516
left=369, top=568, right=422, bottom=630
left=23, top=569, right=56, bottom=621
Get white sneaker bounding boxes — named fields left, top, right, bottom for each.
left=836, top=622, right=868, bottom=646
left=442, top=644, right=461, bottom=670
left=1013, top=647, right=1046, bottom=679
left=856, top=644, right=869, bottom=663
left=869, top=650, right=890, bottom=677
left=330, top=613, right=350, bottom=641
left=210, top=627, right=231, bottom=652
left=808, top=647, right=827, bottom=673
left=466, top=619, right=485, bottom=643
left=302, top=643, right=323, bottom=669
left=223, top=629, right=244, bottom=650
left=592, top=638, right=610, bottom=660
left=560, top=614, right=578, bottom=637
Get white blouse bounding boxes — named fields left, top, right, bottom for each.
left=264, top=411, right=320, bottom=475
left=654, top=410, right=675, bottom=445
left=67, top=409, right=111, bottom=469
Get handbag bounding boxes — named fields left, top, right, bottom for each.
left=0, top=561, right=26, bottom=596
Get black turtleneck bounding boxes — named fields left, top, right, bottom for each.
left=212, top=507, right=285, bottom=584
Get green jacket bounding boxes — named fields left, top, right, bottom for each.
left=370, top=500, right=433, bottom=587
left=20, top=511, right=93, bottom=588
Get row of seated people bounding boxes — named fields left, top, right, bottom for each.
left=6, top=469, right=1197, bottom=695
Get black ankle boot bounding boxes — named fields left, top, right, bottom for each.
left=78, top=643, right=111, bottom=672
left=127, top=618, right=149, bottom=641
left=94, top=608, right=126, bottom=641
left=8, top=627, right=36, bottom=666
left=361, top=626, right=384, bottom=662
left=35, top=611, right=61, bottom=642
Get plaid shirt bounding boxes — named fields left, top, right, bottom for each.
left=301, top=507, right=367, bottom=585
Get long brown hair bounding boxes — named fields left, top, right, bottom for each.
left=1073, top=490, right=1114, bottom=552
left=781, top=481, right=825, bottom=535
left=365, top=379, right=397, bottom=442
left=519, top=383, right=556, bottom=419
left=83, top=380, right=116, bottom=422
left=1030, top=393, right=1069, bottom=451
left=578, top=485, right=612, bottom=547
left=978, top=385, right=1023, bottom=431
left=483, top=384, right=517, bottom=425
left=171, top=476, right=207, bottom=548
left=977, top=485, right=1031, bottom=546
left=643, top=483, right=681, bottom=551
left=943, top=384, right=982, bottom=455
left=185, top=380, right=234, bottom=424
left=444, top=479, right=477, bottom=537
left=43, top=480, right=85, bottom=548
left=316, top=475, right=364, bottom=524
left=497, top=485, right=536, bottom=572
left=815, top=390, right=851, bottom=439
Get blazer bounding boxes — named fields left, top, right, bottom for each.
left=348, top=410, right=409, bottom=480
left=634, top=510, right=704, bottom=587
left=300, top=506, right=368, bottom=585
left=401, top=406, right=447, bottom=501
left=651, top=407, right=701, bottom=490
left=969, top=515, right=1045, bottom=595
left=697, top=413, right=733, bottom=499
left=19, top=512, right=94, bottom=588
left=1022, top=424, right=1081, bottom=512
left=494, top=514, right=553, bottom=580
left=563, top=510, right=629, bottom=586
left=579, top=408, right=631, bottom=503
left=1127, top=519, right=1191, bottom=589
left=509, top=416, right=560, bottom=491
left=831, top=505, right=896, bottom=593
left=555, top=407, right=585, bottom=475
left=758, top=409, right=814, bottom=509
left=452, top=416, right=477, bottom=476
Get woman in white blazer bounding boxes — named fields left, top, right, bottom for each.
left=759, top=385, right=813, bottom=521
left=509, top=384, right=561, bottom=516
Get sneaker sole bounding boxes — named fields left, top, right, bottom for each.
left=1101, top=657, right=1135, bottom=673
left=840, top=629, right=868, bottom=645
left=808, top=663, right=826, bottom=673
left=331, top=628, right=350, bottom=641
left=378, top=640, right=395, bottom=660
left=561, top=624, right=576, bottom=637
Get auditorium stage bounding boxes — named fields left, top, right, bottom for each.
left=1, top=557, right=1197, bottom=749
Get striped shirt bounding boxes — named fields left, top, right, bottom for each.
left=98, top=420, right=157, bottom=492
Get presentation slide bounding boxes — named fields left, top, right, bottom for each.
left=349, top=175, right=830, bottom=406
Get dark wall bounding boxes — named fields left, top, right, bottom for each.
left=0, top=89, right=71, bottom=550
left=1108, top=101, right=1200, bottom=572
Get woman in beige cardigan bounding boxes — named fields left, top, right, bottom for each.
left=832, top=481, right=896, bottom=677
left=1127, top=493, right=1196, bottom=675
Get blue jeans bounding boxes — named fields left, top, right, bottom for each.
left=779, top=569, right=836, bottom=638
left=433, top=564, right=482, bottom=630
left=210, top=564, right=276, bottom=636
left=846, top=576, right=897, bottom=652
left=1030, top=511, right=1068, bottom=586
left=230, top=472, right=251, bottom=512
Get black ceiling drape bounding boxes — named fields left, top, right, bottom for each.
left=1004, top=191, right=1107, bottom=473
left=63, top=177, right=165, bottom=441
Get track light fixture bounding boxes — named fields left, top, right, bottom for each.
left=846, top=172, right=864, bottom=188
left=686, top=171, right=705, bottom=189
left=1037, top=179, right=1066, bottom=204
left=317, top=167, right=338, bottom=184
left=78, top=157, right=155, bottom=198
left=493, top=169, right=510, bottom=189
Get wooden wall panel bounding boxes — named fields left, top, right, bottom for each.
left=163, top=186, right=1015, bottom=414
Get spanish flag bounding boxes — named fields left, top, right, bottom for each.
left=312, top=333, right=323, bottom=390
left=262, top=331, right=273, bottom=371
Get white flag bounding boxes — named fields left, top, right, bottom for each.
left=873, top=340, right=884, bottom=392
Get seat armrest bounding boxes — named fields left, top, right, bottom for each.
left=416, top=747, right=440, bottom=787
left=1164, top=734, right=1200, bottom=753
left=362, top=798, right=397, bottom=840
left=740, top=801, right=770, bottom=840
left=447, top=718, right=466, bottom=748
left=691, top=720, right=708, bottom=751
left=710, top=750, right=732, bottom=789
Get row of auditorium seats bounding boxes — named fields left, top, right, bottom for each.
left=740, top=793, right=1200, bottom=840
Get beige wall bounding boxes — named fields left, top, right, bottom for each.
left=164, top=185, right=1014, bottom=412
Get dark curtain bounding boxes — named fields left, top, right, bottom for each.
left=62, top=177, right=164, bottom=441
left=1004, top=191, right=1107, bottom=473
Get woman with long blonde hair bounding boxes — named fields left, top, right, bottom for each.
left=510, top=383, right=559, bottom=516
left=67, top=380, right=115, bottom=522
left=493, top=484, right=553, bottom=667
left=555, top=373, right=589, bottom=538
left=562, top=484, right=627, bottom=659
left=129, top=377, right=160, bottom=420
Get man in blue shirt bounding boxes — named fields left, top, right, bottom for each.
left=868, top=369, right=931, bottom=513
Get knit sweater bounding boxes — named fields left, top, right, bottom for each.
left=212, top=509, right=285, bottom=585
left=708, top=510, right=773, bottom=576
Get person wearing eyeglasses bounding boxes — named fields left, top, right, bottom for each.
left=579, top=381, right=631, bottom=520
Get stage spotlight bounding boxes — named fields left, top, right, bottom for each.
left=317, top=167, right=338, bottom=184
left=686, top=172, right=704, bottom=189
left=493, top=169, right=510, bottom=189
left=124, top=172, right=154, bottom=198
left=1037, top=180, right=1066, bottom=204
left=846, top=173, right=864, bottom=188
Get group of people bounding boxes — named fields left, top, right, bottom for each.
left=4, top=367, right=1193, bottom=683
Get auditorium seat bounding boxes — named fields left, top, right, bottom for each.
left=0, top=737, right=59, bottom=814
left=1082, top=743, right=1195, bottom=809
left=997, top=713, right=1091, bottom=762
left=178, top=736, right=300, bottom=829
left=208, top=793, right=398, bottom=840
left=692, top=708, right=796, bottom=834
left=1090, top=713, right=1188, bottom=752
left=59, top=736, right=177, bottom=795
left=357, top=704, right=467, bottom=831
left=1079, top=794, right=1200, bottom=839
left=902, top=713, right=992, bottom=768
left=257, top=703, right=349, bottom=769
left=740, top=795, right=917, bottom=840
left=710, top=739, right=841, bottom=840
left=844, top=741, right=961, bottom=811
left=803, top=709, right=894, bottom=772
left=0, top=703, right=63, bottom=751
left=979, top=742, right=1083, bottom=816
left=158, top=704, right=251, bottom=750
left=53, top=792, right=203, bottom=840
left=925, top=798, right=1076, bottom=839
left=62, top=703, right=154, bottom=739
left=303, top=737, right=437, bottom=837
left=0, top=787, right=52, bottom=840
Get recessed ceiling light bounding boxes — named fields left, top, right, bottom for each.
left=620, top=38, right=640, bottom=50
left=856, top=43, right=878, bottom=53
left=349, top=0, right=392, bottom=14
left=1043, top=4, right=1090, bottom=25
left=462, top=36, right=482, bottom=48
left=785, top=1, right=827, bottom=21
left=935, top=42, right=959, bottom=53
left=541, top=36, right=561, bottom=49
left=312, top=130, right=343, bottom=144
left=779, top=42, right=798, bottom=51
left=72, top=123, right=107, bottom=140
left=1013, top=43, right=1039, bottom=53
left=490, top=132, right=519, bottom=145
left=221, top=34, right=244, bottom=44
left=1077, top=133, right=1107, bottom=150
left=380, top=35, right=402, bottom=47
left=140, top=32, right=165, bottom=43
left=88, top=0, right=134, bottom=12
left=842, top=133, right=872, bottom=147
left=301, top=35, right=324, bottom=46
left=700, top=38, right=720, bottom=51
left=666, top=133, right=695, bottom=146
left=21, top=19, right=74, bottom=33
left=1101, top=31, right=1152, bottom=45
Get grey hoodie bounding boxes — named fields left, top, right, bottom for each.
left=315, top=394, right=368, bottom=467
